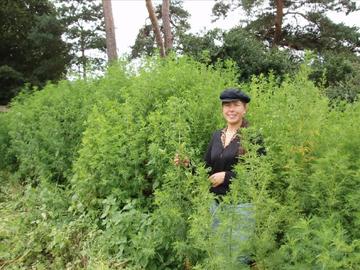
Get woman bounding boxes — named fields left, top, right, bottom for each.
left=174, top=88, right=250, bottom=179
left=175, top=88, right=257, bottom=267
left=206, top=88, right=256, bottom=267
left=205, top=88, right=250, bottom=195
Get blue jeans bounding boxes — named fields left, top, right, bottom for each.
left=210, top=201, right=255, bottom=265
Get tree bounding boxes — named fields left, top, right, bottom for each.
left=222, top=27, right=296, bottom=80
left=179, top=29, right=223, bottom=62
left=102, top=0, right=118, bottom=62
left=212, top=0, right=359, bottom=51
left=132, top=0, right=190, bottom=58
left=56, top=0, right=106, bottom=79
left=0, top=0, right=70, bottom=105
left=162, top=0, right=173, bottom=53
left=182, top=27, right=296, bottom=81
left=145, top=0, right=165, bottom=57
left=309, top=51, right=360, bottom=102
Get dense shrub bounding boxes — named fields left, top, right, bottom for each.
left=187, top=65, right=360, bottom=269
left=6, top=62, right=130, bottom=184
left=0, top=179, right=96, bottom=269
left=71, top=56, right=236, bottom=210
left=325, top=62, right=360, bottom=103
left=1, top=56, right=359, bottom=269
left=0, top=113, right=13, bottom=170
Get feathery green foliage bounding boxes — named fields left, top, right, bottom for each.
left=1, top=56, right=359, bottom=269
left=6, top=62, right=130, bottom=184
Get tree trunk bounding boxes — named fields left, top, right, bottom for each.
left=162, top=0, right=172, bottom=54
left=273, top=0, right=284, bottom=46
left=80, top=32, right=87, bottom=79
left=102, top=0, right=118, bottom=61
left=145, top=0, right=165, bottom=57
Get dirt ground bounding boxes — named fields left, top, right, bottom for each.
left=0, top=106, right=9, bottom=112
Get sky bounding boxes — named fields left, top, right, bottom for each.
left=110, top=0, right=360, bottom=56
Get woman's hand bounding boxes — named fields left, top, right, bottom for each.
left=209, top=172, right=225, bottom=187
left=173, top=153, right=190, bottom=167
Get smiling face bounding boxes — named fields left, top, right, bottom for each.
left=222, top=100, right=247, bottom=125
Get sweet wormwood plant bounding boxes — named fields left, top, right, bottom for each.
left=1, top=55, right=360, bottom=269
left=242, top=66, right=357, bottom=269
left=187, top=62, right=360, bottom=269
left=0, top=113, right=13, bottom=170
left=135, top=96, right=217, bottom=269
left=242, top=65, right=360, bottom=269
left=71, top=55, right=236, bottom=211
left=5, top=62, right=130, bottom=184
left=70, top=56, right=238, bottom=268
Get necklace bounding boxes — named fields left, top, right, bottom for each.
left=221, top=127, right=239, bottom=148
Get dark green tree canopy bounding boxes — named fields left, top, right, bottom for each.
left=213, top=0, right=360, bottom=52
left=0, top=0, right=70, bottom=104
left=182, top=27, right=296, bottom=81
left=283, top=13, right=360, bottom=53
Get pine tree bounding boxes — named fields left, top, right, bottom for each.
left=56, top=0, right=106, bottom=79
left=212, top=0, right=359, bottom=51
left=102, top=0, right=117, bottom=62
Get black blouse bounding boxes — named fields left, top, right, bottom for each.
left=204, top=129, right=243, bottom=196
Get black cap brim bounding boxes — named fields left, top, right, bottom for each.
left=221, top=99, right=240, bottom=103
left=221, top=98, right=250, bottom=103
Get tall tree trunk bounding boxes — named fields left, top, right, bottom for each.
left=274, top=0, right=284, bottom=46
left=145, top=0, right=165, bottom=57
left=80, top=33, right=87, bottom=79
left=162, top=0, right=172, bottom=54
left=102, top=0, right=118, bottom=61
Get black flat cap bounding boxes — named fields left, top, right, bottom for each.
left=220, top=88, right=251, bottom=103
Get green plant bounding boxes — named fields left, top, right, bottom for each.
left=2, top=55, right=360, bottom=269
left=6, top=62, right=130, bottom=184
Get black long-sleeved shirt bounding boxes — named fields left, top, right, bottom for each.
left=204, top=129, right=243, bottom=195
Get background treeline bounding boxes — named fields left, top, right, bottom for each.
left=1, top=56, right=359, bottom=269
left=1, top=0, right=360, bottom=105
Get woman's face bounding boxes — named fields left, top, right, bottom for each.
left=222, top=100, right=247, bottom=125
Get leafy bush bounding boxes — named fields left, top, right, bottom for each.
left=0, top=113, right=14, bottom=170
left=0, top=65, right=24, bottom=105
left=71, top=56, right=236, bottom=210
left=0, top=180, right=93, bottom=269
left=325, top=61, right=360, bottom=103
left=6, top=62, right=130, bottom=184
left=1, top=56, right=360, bottom=269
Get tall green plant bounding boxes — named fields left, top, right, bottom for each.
left=0, top=113, right=13, bottom=170
left=6, top=62, right=130, bottom=184
left=71, top=56, right=237, bottom=208
left=188, top=62, right=360, bottom=269
left=71, top=56, right=239, bottom=268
